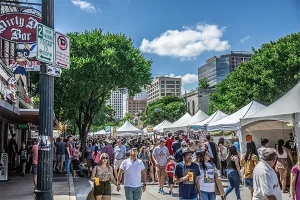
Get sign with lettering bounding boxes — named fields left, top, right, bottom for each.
left=36, top=23, right=54, bottom=64
left=0, top=12, right=41, bottom=43
left=10, top=59, right=40, bottom=72
left=0, top=153, right=8, bottom=181
left=55, top=32, right=70, bottom=69
left=17, top=123, right=29, bottom=129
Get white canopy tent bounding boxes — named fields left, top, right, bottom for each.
left=154, top=120, right=172, bottom=132
left=93, top=130, right=107, bottom=135
left=117, top=121, right=143, bottom=134
left=191, top=110, right=228, bottom=128
left=163, top=113, right=192, bottom=132
left=207, top=101, right=266, bottom=132
left=241, top=82, right=300, bottom=151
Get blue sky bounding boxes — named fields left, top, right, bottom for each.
left=49, top=0, right=300, bottom=92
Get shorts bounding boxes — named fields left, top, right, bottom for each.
left=156, top=166, right=166, bottom=177
left=168, top=176, right=174, bottom=185
left=244, top=178, right=253, bottom=188
left=94, top=181, right=111, bottom=196
left=57, top=155, right=65, bottom=162
left=114, top=159, right=124, bottom=169
left=32, top=164, right=37, bottom=175
left=72, top=159, right=80, bottom=170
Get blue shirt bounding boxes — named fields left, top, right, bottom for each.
left=86, top=146, right=95, bottom=160
left=175, top=162, right=200, bottom=199
left=234, top=141, right=240, bottom=152
left=174, top=148, right=183, bottom=163
left=114, top=145, right=126, bottom=160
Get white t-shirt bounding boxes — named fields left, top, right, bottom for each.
left=257, top=146, right=266, bottom=160
left=198, top=162, right=216, bottom=193
left=153, top=146, right=169, bottom=166
left=253, top=160, right=282, bottom=200
left=120, top=158, right=145, bottom=188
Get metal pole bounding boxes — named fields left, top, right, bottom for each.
left=35, top=0, right=54, bottom=199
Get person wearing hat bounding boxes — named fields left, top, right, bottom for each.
left=174, top=147, right=201, bottom=200
left=153, top=139, right=170, bottom=195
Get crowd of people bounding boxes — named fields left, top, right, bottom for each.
left=7, top=131, right=300, bottom=200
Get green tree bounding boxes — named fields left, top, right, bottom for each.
left=140, top=95, right=186, bottom=125
left=210, top=33, right=300, bottom=114
left=90, top=105, right=115, bottom=132
left=118, top=112, right=135, bottom=126
left=54, top=29, right=152, bottom=151
left=198, top=77, right=210, bottom=89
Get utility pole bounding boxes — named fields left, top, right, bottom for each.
left=35, top=0, right=54, bottom=199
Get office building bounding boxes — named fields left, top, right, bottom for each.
left=126, top=98, right=147, bottom=116
left=146, top=76, right=182, bottom=103
left=198, top=51, right=252, bottom=87
left=107, top=89, right=126, bottom=119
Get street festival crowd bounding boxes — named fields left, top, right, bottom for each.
left=7, top=131, right=300, bottom=200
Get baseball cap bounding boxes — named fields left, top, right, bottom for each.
left=181, top=141, right=187, bottom=147
left=168, top=156, right=175, bottom=160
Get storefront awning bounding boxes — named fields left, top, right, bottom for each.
left=0, top=99, right=20, bottom=122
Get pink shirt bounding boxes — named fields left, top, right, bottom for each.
left=291, top=165, right=300, bottom=199
left=92, top=151, right=101, bottom=164
left=32, top=144, right=38, bottom=165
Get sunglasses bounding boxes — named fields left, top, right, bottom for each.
left=102, top=157, right=109, bottom=160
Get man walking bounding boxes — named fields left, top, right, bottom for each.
left=174, top=141, right=188, bottom=163
left=65, top=135, right=73, bottom=175
left=118, top=148, right=146, bottom=200
left=253, top=148, right=282, bottom=200
left=114, top=139, right=127, bottom=178
left=153, top=139, right=170, bottom=194
left=55, top=137, right=65, bottom=173
left=174, top=147, right=201, bottom=200
left=86, top=140, right=95, bottom=178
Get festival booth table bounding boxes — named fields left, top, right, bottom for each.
left=240, top=82, right=300, bottom=154
left=163, top=112, right=192, bottom=133
left=207, top=101, right=266, bottom=153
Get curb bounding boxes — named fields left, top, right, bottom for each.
left=68, top=176, right=76, bottom=200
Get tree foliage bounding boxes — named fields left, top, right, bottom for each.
left=198, top=77, right=210, bottom=89
left=140, top=95, right=186, bottom=125
left=54, top=29, right=152, bottom=151
left=210, top=33, right=300, bottom=114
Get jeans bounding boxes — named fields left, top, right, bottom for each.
left=179, top=197, right=198, bottom=200
left=201, top=191, right=216, bottom=200
left=124, top=186, right=142, bottom=200
left=65, top=154, right=71, bottom=174
left=225, top=169, right=241, bottom=199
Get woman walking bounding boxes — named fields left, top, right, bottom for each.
left=275, top=139, right=293, bottom=193
left=198, top=150, right=218, bottom=200
left=218, top=138, right=228, bottom=178
left=138, top=146, right=150, bottom=171
left=225, top=145, right=241, bottom=200
left=290, top=155, right=300, bottom=200
left=91, top=153, right=119, bottom=200
left=92, top=146, right=101, bottom=168
left=148, top=145, right=156, bottom=183
left=240, top=141, right=258, bottom=199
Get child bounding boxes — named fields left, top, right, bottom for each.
left=165, top=156, right=175, bottom=196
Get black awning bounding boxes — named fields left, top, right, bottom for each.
left=0, top=99, right=20, bottom=122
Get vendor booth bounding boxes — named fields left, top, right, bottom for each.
left=117, top=121, right=144, bottom=134
left=240, top=82, right=300, bottom=154
left=163, top=113, right=192, bottom=132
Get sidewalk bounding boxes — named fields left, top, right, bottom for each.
left=0, top=171, right=76, bottom=200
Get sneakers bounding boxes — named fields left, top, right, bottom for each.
left=158, top=189, right=161, bottom=193
left=158, top=189, right=165, bottom=195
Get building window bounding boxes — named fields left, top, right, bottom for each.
left=166, top=81, right=175, bottom=84
left=176, top=84, right=180, bottom=88
left=161, top=85, right=165, bottom=88
left=188, top=102, right=190, bottom=114
left=166, top=85, right=174, bottom=88
left=192, top=100, right=195, bottom=115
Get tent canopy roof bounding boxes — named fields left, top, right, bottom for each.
left=154, top=120, right=172, bottom=131
left=241, top=82, right=300, bottom=126
left=179, top=109, right=209, bottom=127
left=117, top=121, right=143, bottom=133
left=208, top=101, right=266, bottom=131
left=192, top=110, right=228, bottom=126
left=165, top=113, right=192, bottom=128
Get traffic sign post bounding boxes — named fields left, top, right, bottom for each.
left=55, top=32, right=70, bottom=69
left=37, top=23, right=54, bottom=64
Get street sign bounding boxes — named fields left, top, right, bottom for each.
left=36, top=23, right=54, bottom=64
left=55, top=32, right=70, bottom=69
left=46, top=65, right=61, bottom=77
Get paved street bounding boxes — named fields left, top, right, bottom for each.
left=74, top=177, right=290, bottom=200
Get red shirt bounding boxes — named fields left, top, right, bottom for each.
left=166, top=162, right=175, bottom=177
left=166, top=138, right=174, bottom=155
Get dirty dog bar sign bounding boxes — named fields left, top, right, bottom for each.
left=0, top=12, right=41, bottom=43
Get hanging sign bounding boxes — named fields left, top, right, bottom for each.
left=0, top=12, right=41, bottom=43
left=36, top=23, right=54, bottom=64
left=246, top=135, right=252, bottom=142
left=46, top=65, right=61, bottom=77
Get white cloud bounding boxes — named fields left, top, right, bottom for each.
left=166, top=73, right=198, bottom=94
left=71, top=0, right=96, bottom=12
left=240, top=36, right=250, bottom=43
left=140, top=23, right=230, bottom=60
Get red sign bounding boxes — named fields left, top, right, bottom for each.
left=0, top=12, right=41, bottom=43
left=57, top=35, right=68, bottom=50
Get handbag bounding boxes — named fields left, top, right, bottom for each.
left=215, top=178, right=225, bottom=196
